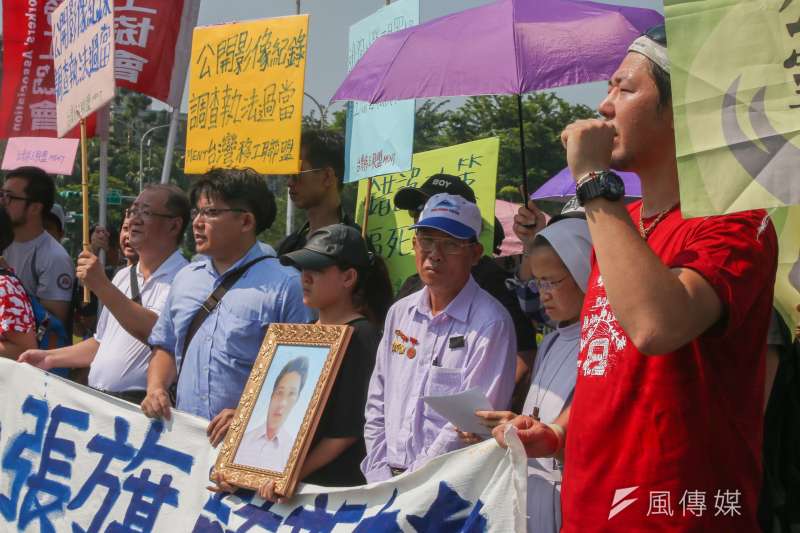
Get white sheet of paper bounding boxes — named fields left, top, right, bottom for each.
left=423, top=387, right=493, bottom=436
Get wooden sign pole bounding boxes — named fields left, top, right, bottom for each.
left=361, top=179, right=373, bottom=238
left=80, top=118, right=90, bottom=304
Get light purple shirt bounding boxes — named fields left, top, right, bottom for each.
left=361, top=276, right=517, bottom=482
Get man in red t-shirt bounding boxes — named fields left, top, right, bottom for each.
left=500, top=25, right=778, bottom=531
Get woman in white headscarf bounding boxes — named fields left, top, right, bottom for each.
left=458, top=215, right=592, bottom=533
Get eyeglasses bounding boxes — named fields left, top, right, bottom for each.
left=413, top=234, right=474, bottom=255
left=528, top=276, right=568, bottom=293
left=288, top=167, right=324, bottom=179
left=644, top=24, right=666, bottom=46
left=125, top=206, right=176, bottom=220
left=190, top=207, right=248, bottom=220
left=0, top=190, right=29, bottom=204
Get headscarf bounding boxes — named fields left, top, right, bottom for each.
left=628, top=26, right=670, bottom=74
left=536, top=217, right=593, bottom=293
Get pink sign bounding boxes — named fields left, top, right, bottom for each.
left=2, top=137, right=79, bottom=175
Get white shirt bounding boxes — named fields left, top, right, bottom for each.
left=234, top=423, right=294, bottom=472
left=521, top=321, right=580, bottom=533
left=4, top=231, right=74, bottom=301
left=88, top=251, right=187, bottom=392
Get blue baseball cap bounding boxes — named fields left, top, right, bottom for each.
left=411, top=193, right=482, bottom=240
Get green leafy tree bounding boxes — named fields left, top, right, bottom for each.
left=443, top=93, right=596, bottom=195
left=50, top=90, right=592, bottom=255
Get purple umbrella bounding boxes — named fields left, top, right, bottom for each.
left=332, top=0, right=662, bottom=198
left=532, top=167, right=641, bottom=202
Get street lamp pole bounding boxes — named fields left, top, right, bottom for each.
left=303, top=91, right=327, bottom=127
left=287, top=0, right=304, bottom=237
left=139, top=124, right=170, bottom=192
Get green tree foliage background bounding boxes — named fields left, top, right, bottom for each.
left=52, top=89, right=594, bottom=257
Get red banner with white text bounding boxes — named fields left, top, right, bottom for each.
left=1, top=0, right=195, bottom=139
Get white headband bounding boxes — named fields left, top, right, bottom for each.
left=628, top=35, right=670, bottom=74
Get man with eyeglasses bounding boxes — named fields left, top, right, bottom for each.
left=501, top=25, right=777, bottom=531
left=19, top=184, right=190, bottom=405
left=1, top=166, right=74, bottom=328
left=393, top=173, right=538, bottom=412
left=276, top=130, right=364, bottom=256
left=141, top=169, right=309, bottom=447
left=361, top=193, right=516, bottom=482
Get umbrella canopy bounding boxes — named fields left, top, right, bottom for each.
left=532, top=167, right=641, bottom=202
left=332, top=0, right=662, bottom=104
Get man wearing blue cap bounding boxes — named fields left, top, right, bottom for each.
left=361, top=193, right=517, bottom=482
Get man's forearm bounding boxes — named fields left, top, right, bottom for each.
left=300, top=437, right=357, bottom=479
left=146, top=348, right=177, bottom=391
left=93, top=278, right=158, bottom=344
left=46, top=338, right=100, bottom=368
left=583, top=199, right=718, bottom=354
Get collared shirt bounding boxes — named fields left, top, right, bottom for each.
left=396, top=256, right=538, bottom=353
left=89, top=251, right=187, bottom=392
left=148, top=243, right=310, bottom=420
left=361, top=276, right=517, bottom=483
left=234, top=423, right=294, bottom=472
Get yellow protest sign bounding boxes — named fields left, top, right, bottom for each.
left=184, top=16, right=308, bottom=174
left=356, top=138, right=499, bottom=292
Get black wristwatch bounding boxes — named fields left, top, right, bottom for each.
left=576, top=170, right=625, bottom=206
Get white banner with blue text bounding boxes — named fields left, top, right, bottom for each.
left=0, top=360, right=527, bottom=532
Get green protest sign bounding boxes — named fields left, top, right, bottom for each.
left=356, top=138, right=499, bottom=292
left=665, top=0, right=800, bottom=216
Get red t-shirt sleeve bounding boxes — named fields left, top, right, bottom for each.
left=668, top=210, right=777, bottom=337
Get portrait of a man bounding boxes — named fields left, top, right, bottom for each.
left=234, top=356, right=310, bottom=472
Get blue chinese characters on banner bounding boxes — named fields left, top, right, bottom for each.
left=0, top=396, right=193, bottom=533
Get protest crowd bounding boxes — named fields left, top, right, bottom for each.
left=1, top=0, right=799, bottom=531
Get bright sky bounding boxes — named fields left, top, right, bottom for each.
left=197, top=0, right=664, bottom=113
left=1, top=0, right=664, bottom=111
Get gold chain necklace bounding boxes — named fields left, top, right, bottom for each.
left=638, top=203, right=676, bottom=239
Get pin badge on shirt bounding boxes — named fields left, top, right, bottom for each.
left=407, top=336, right=419, bottom=359
left=449, top=336, right=465, bottom=349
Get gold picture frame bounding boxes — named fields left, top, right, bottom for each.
left=212, top=323, right=353, bottom=497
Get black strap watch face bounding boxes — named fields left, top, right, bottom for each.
left=577, top=171, right=625, bottom=205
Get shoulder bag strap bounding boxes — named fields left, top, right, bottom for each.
left=174, top=254, right=272, bottom=385
left=129, top=263, right=142, bottom=304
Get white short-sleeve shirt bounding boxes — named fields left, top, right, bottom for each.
left=88, top=250, right=188, bottom=392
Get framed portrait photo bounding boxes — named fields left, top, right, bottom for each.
left=212, top=323, right=353, bottom=497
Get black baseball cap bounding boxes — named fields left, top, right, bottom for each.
left=279, top=224, right=371, bottom=270
left=394, top=173, right=477, bottom=211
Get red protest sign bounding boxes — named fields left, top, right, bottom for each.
left=0, top=0, right=195, bottom=139
left=113, top=0, right=187, bottom=104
